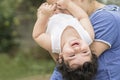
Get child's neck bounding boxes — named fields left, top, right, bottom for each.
left=61, top=26, right=81, bottom=48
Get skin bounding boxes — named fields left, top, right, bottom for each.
left=56, top=0, right=110, bottom=57
left=47, top=0, right=57, bottom=4
left=47, top=0, right=95, bottom=39
left=32, top=0, right=95, bottom=69
left=60, top=38, right=92, bottom=69
left=58, top=23, right=93, bottom=69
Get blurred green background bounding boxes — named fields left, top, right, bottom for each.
left=0, top=0, right=120, bottom=80
left=0, top=0, right=54, bottom=80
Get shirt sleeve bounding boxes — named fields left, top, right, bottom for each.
left=90, top=10, right=118, bottom=48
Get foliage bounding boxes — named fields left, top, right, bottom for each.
left=0, top=0, right=46, bottom=53
left=0, top=0, right=22, bottom=53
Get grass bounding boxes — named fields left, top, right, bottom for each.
left=0, top=53, right=55, bottom=80
left=18, top=74, right=51, bottom=80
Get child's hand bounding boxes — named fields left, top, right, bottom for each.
left=37, top=2, right=57, bottom=19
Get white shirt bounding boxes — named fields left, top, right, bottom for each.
left=46, top=13, right=92, bottom=53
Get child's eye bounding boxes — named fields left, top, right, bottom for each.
left=69, top=54, right=75, bottom=57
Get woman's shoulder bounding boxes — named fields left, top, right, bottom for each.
left=90, top=5, right=120, bottom=19
left=90, top=7, right=119, bottom=25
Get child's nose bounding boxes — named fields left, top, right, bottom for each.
left=74, top=46, right=81, bottom=53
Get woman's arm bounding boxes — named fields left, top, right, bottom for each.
left=32, top=3, right=56, bottom=52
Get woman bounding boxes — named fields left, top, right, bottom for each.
left=51, top=0, right=120, bottom=80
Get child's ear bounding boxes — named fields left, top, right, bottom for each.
left=58, top=52, right=64, bottom=63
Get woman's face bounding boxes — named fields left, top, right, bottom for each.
left=47, top=0, right=57, bottom=4
left=60, top=39, right=92, bottom=69
left=46, top=0, right=70, bottom=14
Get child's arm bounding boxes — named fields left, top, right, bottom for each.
left=57, top=0, right=94, bottom=40
left=32, top=3, right=56, bottom=52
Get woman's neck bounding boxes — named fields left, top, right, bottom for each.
left=88, top=1, right=106, bottom=16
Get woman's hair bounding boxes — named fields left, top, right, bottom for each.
left=57, top=53, right=98, bottom=80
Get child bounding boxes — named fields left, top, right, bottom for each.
left=32, top=1, right=97, bottom=80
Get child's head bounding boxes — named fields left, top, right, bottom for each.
left=60, top=39, right=93, bottom=69
left=57, top=39, right=98, bottom=80
left=57, top=53, right=98, bottom=80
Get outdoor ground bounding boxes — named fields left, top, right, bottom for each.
left=18, top=74, right=51, bottom=80
left=0, top=54, right=54, bottom=80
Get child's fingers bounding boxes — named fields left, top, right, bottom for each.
left=38, top=2, right=48, bottom=10
left=46, top=4, right=57, bottom=12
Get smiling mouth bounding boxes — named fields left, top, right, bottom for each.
left=71, top=39, right=80, bottom=47
left=72, top=42, right=79, bottom=46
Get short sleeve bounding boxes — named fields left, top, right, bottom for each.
left=90, top=11, right=118, bottom=47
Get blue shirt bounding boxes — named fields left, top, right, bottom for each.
left=50, top=5, right=120, bottom=80
left=90, top=5, right=120, bottom=80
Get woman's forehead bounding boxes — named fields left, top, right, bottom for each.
left=46, top=0, right=57, bottom=4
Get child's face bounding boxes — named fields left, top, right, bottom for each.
left=60, top=39, right=92, bottom=69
